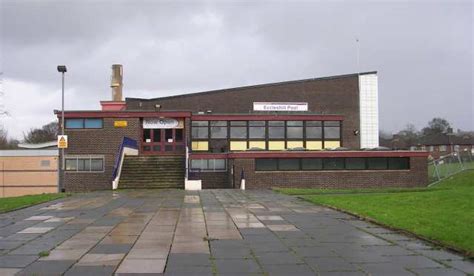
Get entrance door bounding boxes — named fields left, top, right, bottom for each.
left=142, top=128, right=185, bottom=154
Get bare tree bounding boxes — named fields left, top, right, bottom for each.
left=0, top=125, right=19, bottom=149
left=23, top=121, right=59, bottom=144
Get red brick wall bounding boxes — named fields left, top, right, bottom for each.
left=233, top=156, right=428, bottom=189
left=127, top=74, right=361, bottom=149
left=62, top=118, right=141, bottom=192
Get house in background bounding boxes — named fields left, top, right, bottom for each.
left=415, top=134, right=474, bottom=159
left=0, top=141, right=58, bottom=197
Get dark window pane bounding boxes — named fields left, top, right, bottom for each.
left=78, top=159, right=90, bottom=171
left=249, top=127, right=265, bottom=139
left=143, top=129, right=151, bottom=142
left=165, top=145, right=173, bottom=151
left=302, top=158, right=323, bottom=170
left=278, top=159, right=300, bottom=171
left=91, top=159, right=103, bottom=171
left=143, top=146, right=151, bottom=151
left=255, top=159, right=277, bottom=171
left=152, top=129, right=161, bottom=142
left=192, top=127, right=208, bottom=139
left=306, top=121, right=322, bottom=127
left=84, top=119, right=103, bottom=128
left=367, top=158, right=388, bottom=170
left=153, top=145, right=161, bottom=151
left=175, top=129, right=183, bottom=142
left=287, top=127, right=303, bottom=139
left=324, top=127, right=340, bottom=139
left=268, top=127, right=284, bottom=139
left=249, top=121, right=265, bottom=126
left=210, top=126, right=227, bottom=139
left=323, top=158, right=344, bottom=170
left=346, top=158, right=366, bottom=170
left=230, top=121, right=246, bottom=126
left=165, top=129, right=173, bottom=140
left=65, top=159, right=77, bottom=171
left=268, top=121, right=284, bottom=126
left=211, top=121, right=227, bottom=126
left=209, top=159, right=226, bottom=170
left=388, top=158, right=410, bottom=170
left=306, top=127, right=322, bottom=139
left=192, top=121, right=208, bottom=127
left=287, top=121, right=303, bottom=126
left=65, top=119, right=83, bottom=129
left=230, top=127, right=247, bottom=139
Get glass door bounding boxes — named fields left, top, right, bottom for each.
left=142, top=128, right=185, bottom=154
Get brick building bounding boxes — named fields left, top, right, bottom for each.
left=56, top=65, right=428, bottom=192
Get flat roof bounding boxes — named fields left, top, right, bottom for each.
left=0, top=150, right=58, bottom=157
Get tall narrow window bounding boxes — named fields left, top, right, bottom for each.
left=230, top=121, right=247, bottom=139
left=191, top=121, right=209, bottom=139
left=268, top=121, right=285, bottom=139
left=249, top=121, right=265, bottom=139
left=210, top=121, right=227, bottom=139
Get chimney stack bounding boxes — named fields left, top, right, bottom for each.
left=111, top=64, right=123, bottom=101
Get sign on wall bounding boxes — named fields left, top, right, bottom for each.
left=253, top=102, right=308, bottom=112
left=114, top=121, right=128, bottom=128
left=143, top=118, right=184, bottom=129
left=57, top=135, right=68, bottom=149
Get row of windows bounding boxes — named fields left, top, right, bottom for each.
left=65, top=157, right=104, bottom=172
left=65, top=118, right=103, bottom=129
left=191, top=121, right=341, bottom=140
left=191, top=140, right=341, bottom=152
left=190, top=159, right=227, bottom=172
left=255, top=157, right=410, bottom=171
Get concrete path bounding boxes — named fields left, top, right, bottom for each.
left=0, top=190, right=472, bottom=275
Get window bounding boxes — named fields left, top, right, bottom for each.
left=306, top=121, right=322, bottom=139
left=190, top=159, right=226, bottom=171
left=278, top=159, right=300, bottom=171
left=153, top=129, right=161, bottom=142
left=301, top=158, right=323, bottom=170
left=439, top=145, right=447, bottom=152
left=191, top=121, right=209, bottom=139
left=65, top=156, right=104, bottom=172
left=367, top=158, right=388, bottom=170
left=249, top=121, right=266, bottom=139
left=255, top=159, right=278, bottom=171
left=268, top=121, right=285, bottom=139
left=388, top=158, right=409, bottom=170
left=345, top=158, right=366, bottom=170
left=65, top=118, right=103, bottom=129
left=210, top=121, right=227, bottom=139
left=40, top=160, right=51, bottom=167
left=230, top=121, right=247, bottom=139
left=175, top=129, right=183, bottom=142
left=286, top=121, right=303, bottom=139
left=324, top=121, right=341, bottom=139
left=323, top=158, right=344, bottom=170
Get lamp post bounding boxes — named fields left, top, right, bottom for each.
left=57, top=65, right=67, bottom=193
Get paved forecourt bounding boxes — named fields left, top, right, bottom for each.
left=0, top=189, right=472, bottom=275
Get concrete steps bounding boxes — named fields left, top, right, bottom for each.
left=119, top=155, right=185, bottom=189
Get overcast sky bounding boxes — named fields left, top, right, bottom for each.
left=0, top=0, right=472, bottom=139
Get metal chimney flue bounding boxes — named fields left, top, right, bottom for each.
left=111, top=64, right=123, bottom=101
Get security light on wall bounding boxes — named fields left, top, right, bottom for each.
left=353, top=130, right=360, bottom=136
left=155, top=104, right=161, bottom=111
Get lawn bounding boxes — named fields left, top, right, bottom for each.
left=276, top=170, right=474, bottom=256
left=0, top=193, right=68, bottom=213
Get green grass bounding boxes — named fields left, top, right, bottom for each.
left=277, top=170, right=474, bottom=256
left=0, top=193, right=68, bottom=213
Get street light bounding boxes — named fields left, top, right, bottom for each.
left=57, top=65, right=67, bottom=193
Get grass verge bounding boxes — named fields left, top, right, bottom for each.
left=0, top=193, right=68, bottom=213
left=276, top=170, right=474, bottom=256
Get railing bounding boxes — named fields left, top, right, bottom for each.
left=112, top=137, right=138, bottom=186
left=428, top=151, right=473, bottom=185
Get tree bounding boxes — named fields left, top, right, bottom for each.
left=0, top=126, right=19, bottom=149
left=23, top=121, right=58, bottom=144
left=422, top=118, right=451, bottom=136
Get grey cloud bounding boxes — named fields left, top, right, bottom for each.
left=0, top=0, right=472, bottom=139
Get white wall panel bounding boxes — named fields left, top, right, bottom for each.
left=359, top=73, right=379, bottom=148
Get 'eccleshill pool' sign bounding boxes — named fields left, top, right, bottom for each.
left=253, top=102, right=308, bottom=112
